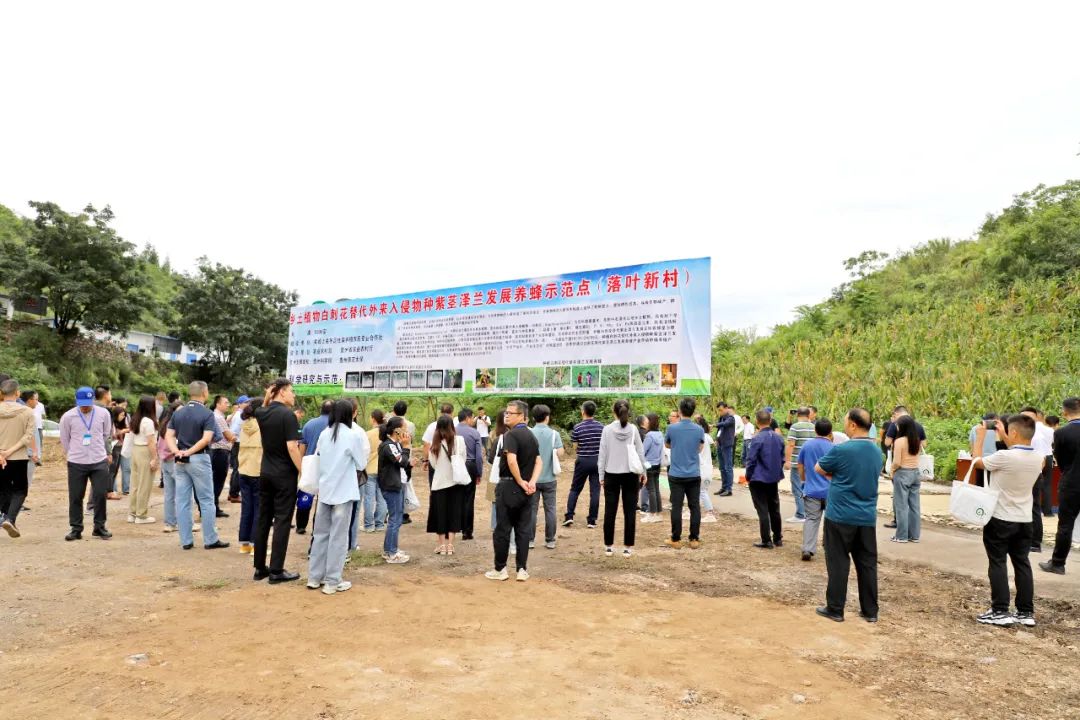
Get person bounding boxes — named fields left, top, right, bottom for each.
left=641, top=413, right=664, bottom=523
left=664, top=398, right=706, bottom=550
left=226, top=394, right=250, bottom=504
left=740, top=414, right=755, bottom=466
left=20, top=390, right=42, bottom=493
left=635, top=415, right=649, bottom=512
left=426, top=414, right=468, bottom=555
left=166, top=382, right=230, bottom=552
left=422, top=402, right=455, bottom=487
left=306, top=400, right=366, bottom=595
left=456, top=407, right=483, bottom=541
left=563, top=401, right=603, bottom=528
left=236, top=398, right=263, bottom=553
left=1047, top=415, right=1061, bottom=430
left=715, top=403, right=737, bottom=496
left=251, top=379, right=303, bottom=582
left=784, top=407, right=815, bottom=522
left=969, top=414, right=1042, bottom=626
left=1022, top=407, right=1056, bottom=536
left=745, top=409, right=785, bottom=549
left=798, top=418, right=834, bottom=561
left=487, top=400, right=540, bottom=581
left=814, top=408, right=881, bottom=623
left=391, top=401, right=417, bottom=524
left=126, top=395, right=159, bottom=525
left=598, top=399, right=647, bottom=557
left=485, top=411, right=509, bottom=536
left=969, top=413, right=999, bottom=487
left=476, top=406, right=491, bottom=451
left=110, top=406, right=132, bottom=497
left=377, top=415, right=412, bottom=564
left=889, top=415, right=922, bottom=543
left=694, top=416, right=720, bottom=523
left=61, top=387, right=114, bottom=541
left=361, top=409, right=388, bottom=535
left=296, top=400, right=333, bottom=535
left=528, top=404, right=563, bottom=550
left=883, top=406, right=926, bottom=529
left=0, top=379, right=35, bottom=537
left=157, top=401, right=182, bottom=533
left=1040, top=397, right=1080, bottom=575
left=155, top=391, right=167, bottom=420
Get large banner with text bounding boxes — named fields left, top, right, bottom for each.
left=286, top=257, right=711, bottom=396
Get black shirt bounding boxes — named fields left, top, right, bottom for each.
left=1054, top=422, right=1080, bottom=487
left=500, top=425, right=540, bottom=483
left=255, top=401, right=300, bottom=478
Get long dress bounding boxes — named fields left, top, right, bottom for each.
left=427, top=436, right=468, bottom=534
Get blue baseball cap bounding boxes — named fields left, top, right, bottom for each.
left=764, top=406, right=774, bottom=413
left=236, top=395, right=250, bottom=404
left=75, top=386, right=95, bottom=407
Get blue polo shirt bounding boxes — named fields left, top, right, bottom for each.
left=797, top=437, right=834, bottom=499
left=301, top=414, right=330, bottom=456
left=168, top=401, right=220, bottom=451
left=665, top=419, right=705, bottom=479
left=818, top=438, right=882, bottom=526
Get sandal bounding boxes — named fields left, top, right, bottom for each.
left=435, top=544, right=446, bottom=555
left=446, top=544, right=455, bottom=556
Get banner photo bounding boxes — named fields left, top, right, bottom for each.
left=286, top=256, right=711, bottom=397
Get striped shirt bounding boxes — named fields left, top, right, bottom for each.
left=787, top=421, right=816, bottom=451
left=571, top=418, right=604, bottom=458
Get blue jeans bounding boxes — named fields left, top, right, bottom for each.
left=118, top=455, right=131, bottom=494
left=893, top=468, right=921, bottom=541
left=789, top=468, right=806, bottom=519
left=174, top=454, right=219, bottom=547
left=362, top=478, right=387, bottom=530
left=162, top=460, right=177, bottom=527
left=383, top=489, right=403, bottom=555
left=718, top=444, right=734, bottom=492
left=239, top=474, right=260, bottom=544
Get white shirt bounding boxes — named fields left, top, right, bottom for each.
left=476, top=416, right=490, bottom=438
left=422, top=421, right=437, bottom=445
left=132, top=417, right=156, bottom=446
left=1032, top=422, right=1054, bottom=457
left=831, top=431, right=850, bottom=445
left=733, top=414, right=745, bottom=436
left=32, top=403, right=45, bottom=430
left=983, top=447, right=1045, bottom=522
left=699, top=434, right=715, bottom=479
left=742, top=424, right=755, bottom=441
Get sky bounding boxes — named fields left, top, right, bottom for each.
left=2, top=1, right=1078, bottom=334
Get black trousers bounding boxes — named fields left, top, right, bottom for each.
left=1032, top=481, right=1044, bottom=550
left=603, top=472, right=639, bottom=547
left=823, top=518, right=879, bottom=617
left=462, top=459, right=480, bottom=537
left=0, top=460, right=29, bottom=526
left=254, top=473, right=298, bottom=573
left=565, top=456, right=600, bottom=523
left=668, top=476, right=701, bottom=542
left=493, top=482, right=531, bottom=571
left=983, top=517, right=1034, bottom=613
left=67, top=461, right=111, bottom=533
left=748, top=481, right=782, bottom=544
left=1039, top=457, right=1055, bottom=515
left=210, top=448, right=230, bottom=510
left=228, top=443, right=241, bottom=497
left=1051, top=479, right=1080, bottom=567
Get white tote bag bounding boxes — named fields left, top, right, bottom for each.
left=949, top=464, right=998, bottom=527
left=626, top=435, right=644, bottom=475
left=488, top=436, right=503, bottom=484
left=404, top=477, right=421, bottom=512
left=450, top=439, right=472, bottom=486
left=299, top=453, right=320, bottom=495
left=917, top=454, right=935, bottom=482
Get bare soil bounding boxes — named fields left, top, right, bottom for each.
left=3, top=459, right=1080, bottom=719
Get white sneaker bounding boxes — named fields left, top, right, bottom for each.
left=516, top=568, right=530, bottom=582
left=485, top=568, right=509, bottom=581
left=700, top=514, right=718, bottom=523
left=641, top=514, right=662, bottom=524
left=162, top=525, right=178, bottom=533
left=545, top=541, right=556, bottom=550
left=622, top=548, right=633, bottom=558
left=786, top=516, right=806, bottom=523
left=385, top=551, right=410, bottom=564
left=605, top=546, right=614, bottom=557
left=127, top=514, right=136, bottom=523
left=192, top=525, right=201, bottom=533
left=322, top=581, right=352, bottom=595
left=306, top=580, right=323, bottom=590
left=134, top=516, right=156, bottom=525
left=528, top=541, right=535, bottom=549
left=509, top=546, right=517, bottom=554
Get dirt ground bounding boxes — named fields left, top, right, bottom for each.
left=3, top=457, right=1080, bottom=720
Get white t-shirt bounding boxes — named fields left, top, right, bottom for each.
left=742, top=424, right=755, bottom=441
left=982, top=447, right=1045, bottom=522
left=832, top=431, right=850, bottom=445
left=699, top=434, right=714, bottom=479
left=132, top=417, right=156, bottom=446
left=733, top=414, right=745, bottom=436
left=476, top=416, right=490, bottom=438
left=1032, top=422, right=1054, bottom=457
left=422, top=421, right=437, bottom=445
left=33, top=403, right=45, bottom=430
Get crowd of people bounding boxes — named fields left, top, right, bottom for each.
left=1, top=369, right=1077, bottom=628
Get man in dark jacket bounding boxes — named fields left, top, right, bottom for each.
left=1041, top=397, right=1080, bottom=574
left=744, top=409, right=786, bottom=548
left=714, top=403, right=737, bottom=497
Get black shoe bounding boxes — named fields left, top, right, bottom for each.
left=65, top=530, right=82, bottom=542
left=402, top=516, right=413, bottom=525
left=718, top=490, right=733, bottom=497
left=815, top=606, right=844, bottom=622
left=462, top=533, right=474, bottom=541
left=858, top=612, right=878, bottom=623
left=215, top=510, right=229, bottom=518
left=801, top=551, right=813, bottom=561
left=1039, top=560, right=1066, bottom=575
left=1031, top=546, right=1042, bottom=553
left=774, top=539, right=783, bottom=547
left=883, top=521, right=897, bottom=529
left=268, top=570, right=300, bottom=584
left=20, top=505, right=29, bottom=511
left=183, top=543, right=194, bottom=550
left=296, top=528, right=307, bottom=535
left=253, top=568, right=271, bottom=581
left=753, top=542, right=774, bottom=549
left=204, top=540, right=230, bottom=550
left=714, top=490, right=724, bottom=496
left=92, top=528, right=112, bottom=540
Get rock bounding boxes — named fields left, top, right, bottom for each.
left=364, top=667, right=383, bottom=675
left=681, top=690, right=701, bottom=706
left=978, top=656, right=996, bottom=665
left=126, top=653, right=149, bottom=666
left=792, top=694, right=807, bottom=704
left=802, top=680, right=812, bottom=687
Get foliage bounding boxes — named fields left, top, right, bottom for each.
left=3, top=202, right=147, bottom=336
left=175, top=258, right=297, bottom=386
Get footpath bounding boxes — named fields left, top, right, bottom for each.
left=686, top=473, right=1080, bottom=603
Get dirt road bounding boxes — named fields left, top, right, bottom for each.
left=2, top=460, right=1080, bottom=719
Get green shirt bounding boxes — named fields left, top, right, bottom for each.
left=530, top=423, right=563, bottom=484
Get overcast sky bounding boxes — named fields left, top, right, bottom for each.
left=2, top=2, right=1077, bottom=334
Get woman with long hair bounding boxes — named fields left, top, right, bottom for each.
left=427, top=414, right=469, bottom=555
left=890, top=415, right=923, bottom=543
left=641, top=412, right=665, bottom=523
left=378, top=415, right=413, bottom=564
left=158, top=400, right=183, bottom=532
left=109, top=406, right=130, bottom=498
left=485, top=411, right=508, bottom=533
left=237, top=398, right=263, bottom=553
left=695, top=415, right=720, bottom=524
left=307, top=400, right=366, bottom=594
left=597, top=399, right=647, bottom=557
left=126, top=396, right=159, bottom=524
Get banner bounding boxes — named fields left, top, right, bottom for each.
left=286, top=257, right=711, bottom=396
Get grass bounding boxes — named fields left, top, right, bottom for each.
left=348, top=549, right=386, bottom=567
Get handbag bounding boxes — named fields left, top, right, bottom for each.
left=450, top=440, right=472, bottom=486
left=357, top=469, right=368, bottom=489
left=488, top=436, right=503, bottom=484
left=404, top=478, right=421, bottom=512
left=298, top=453, right=320, bottom=495
left=552, top=451, right=561, bottom=476
left=949, top=463, right=999, bottom=527
left=626, top=434, right=644, bottom=475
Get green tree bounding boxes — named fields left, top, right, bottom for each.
left=176, top=258, right=297, bottom=385
left=4, top=202, right=144, bottom=336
